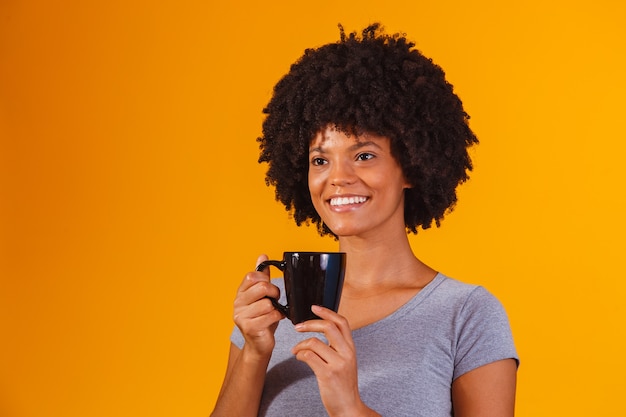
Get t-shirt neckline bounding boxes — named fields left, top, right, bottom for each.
left=351, top=272, right=447, bottom=336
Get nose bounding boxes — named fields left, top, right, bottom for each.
left=330, top=160, right=356, bottom=187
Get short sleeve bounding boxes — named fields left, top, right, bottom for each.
left=453, top=287, right=519, bottom=380
left=230, top=325, right=245, bottom=349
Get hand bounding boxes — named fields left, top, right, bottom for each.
left=292, top=306, right=376, bottom=417
left=233, top=254, right=285, bottom=359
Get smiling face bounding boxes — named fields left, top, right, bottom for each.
left=308, top=126, right=411, bottom=239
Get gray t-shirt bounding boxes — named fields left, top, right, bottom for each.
left=231, top=273, right=518, bottom=416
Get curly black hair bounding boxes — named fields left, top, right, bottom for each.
left=258, top=23, right=478, bottom=236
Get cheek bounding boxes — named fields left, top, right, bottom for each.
left=307, top=175, right=321, bottom=200
left=365, top=172, right=397, bottom=190
left=382, top=168, right=410, bottom=190
left=307, top=171, right=322, bottom=194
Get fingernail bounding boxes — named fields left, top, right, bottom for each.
left=311, top=305, right=322, bottom=313
left=294, top=323, right=304, bottom=331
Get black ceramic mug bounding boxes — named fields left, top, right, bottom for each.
left=256, top=252, right=346, bottom=324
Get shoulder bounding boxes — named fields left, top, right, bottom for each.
left=432, top=275, right=518, bottom=379
left=425, top=274, right=503, bottom=315
left=392, top=273, right=511, bottom=340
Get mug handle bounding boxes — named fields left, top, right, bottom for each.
left=256, top=260, right=289, bottom=317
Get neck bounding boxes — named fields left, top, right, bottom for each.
left=337, top=231, right=436, bottom=295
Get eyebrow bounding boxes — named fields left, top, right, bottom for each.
left=309, top=140, right=383, bottom=154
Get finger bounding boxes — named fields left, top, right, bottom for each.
left=238, top=256, right=274, bottom=290
left=237, top=271, right=265, bottom=294
left=255, top=254, right=270, bottom=277
left=295, top=319, right=352, bottom=356
left=311, top=305, right=353, bottom=342
left=293, top=341, right=334, bottom=372
left=293, top=322, right=346, bottom=361
left=236, top=296, right=276, bottom=319
left=292, top=337, right=337, bottom=364
left=292, top=336, right=333, bottom=354
left=238, top=254, right=271, bottom=292
left=246, top=310, right=283, bottom=333
left=236, top=279, right=281, bottom=306
left=296, top=306, right=353, bottom=349
left=235, top=297, right=284, bottom=328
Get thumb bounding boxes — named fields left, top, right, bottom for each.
left=255, top=254, right=270, bottom=277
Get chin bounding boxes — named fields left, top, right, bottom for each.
left=325, top=224, right=362, bottom=238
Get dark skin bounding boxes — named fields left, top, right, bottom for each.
left=257, top=24, right=479, bottom=238
left=211, top=128, right=516, bottom=416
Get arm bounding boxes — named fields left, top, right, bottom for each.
left=452, top=286, right=518, bottom=416
left=211, top=255, right=284, bottom=417
left=211, top=343, right=270, bottom=417
left=451, top=359, right=517, bottom=417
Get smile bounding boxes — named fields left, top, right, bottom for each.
left=329, top=196, right=368, bottom=207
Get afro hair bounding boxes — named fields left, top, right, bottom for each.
left=258, top=23, right=479, bottom=236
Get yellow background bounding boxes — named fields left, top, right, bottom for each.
left=1, top=1, right=624, bottom=416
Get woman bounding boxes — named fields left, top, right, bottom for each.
left=212, top=23, right=518, bottom=416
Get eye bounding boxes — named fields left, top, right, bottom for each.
left=311, top=157, right=327, bottom=166
left=356, top=152, right=375, bottom=161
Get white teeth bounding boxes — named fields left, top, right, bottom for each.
left=330, top=196, right=367, bottom=206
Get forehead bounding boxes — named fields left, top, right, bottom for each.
left=309, top=126, right=389, bottom=149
